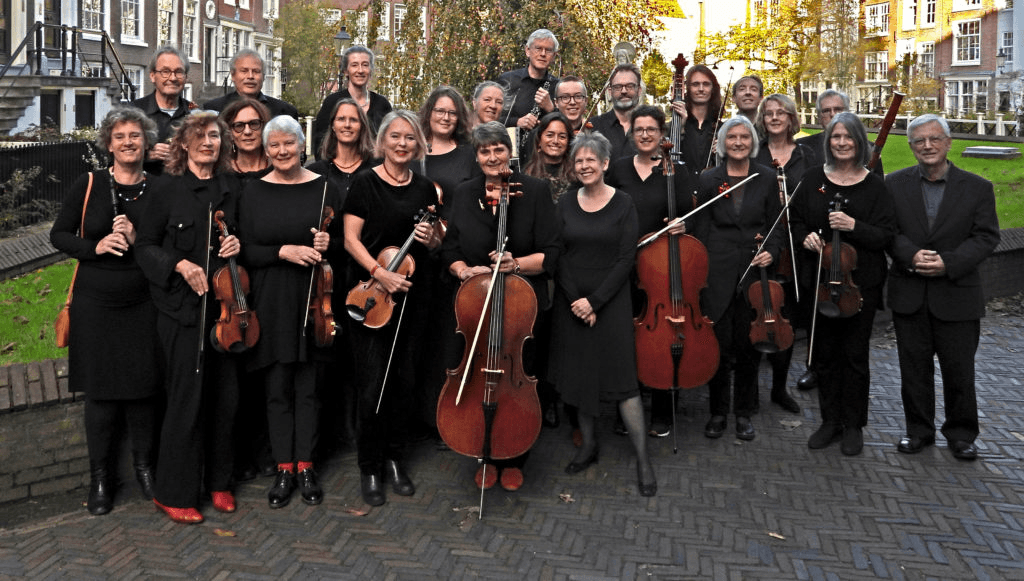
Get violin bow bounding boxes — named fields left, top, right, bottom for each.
left=637, top=173, right=759, bottom=249
left=703, top=66, right=735, bottom=171
left=375, top=293, right=409, bottom=414
left=455, top=236, right=508, bottom=406
left=196, top=203, right=213, bottom=375
left=735, top=178, right=805, bottom=292
left=302, top=182, right=329, bottom=336
left=807, top=230, right=825, bottom=370
left=773, top=160, right=800, bottom=303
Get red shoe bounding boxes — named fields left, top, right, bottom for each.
left=500, top=467, right=523, bottom=492
left=211, top=491, right=236, bottom=513
left=474, top=464, right=497, bottom=490
left=154, top=499, right=203, bottom=524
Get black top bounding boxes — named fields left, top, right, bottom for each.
left=136, top=171, right=241, bottom=325
left=306, top=157, right=377, bottom=211
left=130, top=92, right=196, bottom=175
left=796, top=132, right=886, bottom=177
left=605, top=157, right=695, bottom=235
left=586, top=110, right=637, bottom=163
left=497, top=67, right=559, bottom=128
left=412, top=144, right=481, bottom=220
left=754, top=141, right=817, bottom=193
left=680, top=114, right=718, bottom=182
left=313, top=90, right=393, bottom=157
left=441, top=173, right=559, bottom=310
left=789, top=165, right=896, bottom=295
left=203, top=90, right=299, bottom=120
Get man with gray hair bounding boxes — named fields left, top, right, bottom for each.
left=497, top=29, right=560, bottom=131
left=885, top=114, right=1000, bottom=462
left=203, top=49, right=298, bottom=119
left=130, top=46, right=196, bottom=173
left=797, top=89, right=883, bottom=177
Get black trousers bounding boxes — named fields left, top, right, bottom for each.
left=265, top=362, right=319, bottom=465
left=813, top=292, right=879, bottom=429
left=708, top=295, right=758, bottom=418
left=84, top=397, right=158, bottom=468
left=154, top=312, right=239, bottom=508
left=893, top=308, right=980, bottom=443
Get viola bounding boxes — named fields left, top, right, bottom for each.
left=746, top=234, right=793, bottom=354
left=436, top=169, right=541, bottom=500
left=817, top=191, right=863, bottom=318
left=210, top=210, right=260, bottom=353
left=634, top=139, right=719, bottom=391
left=345, top=207, right=438, bottom=329
left=308, top=206, right=336, bottom=347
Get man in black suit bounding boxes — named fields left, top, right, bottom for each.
left=797, top=90, right=884, bottom=176
left=203, top=49, right=298, bottom=120
left=886, top=114, right=1000, bottom=461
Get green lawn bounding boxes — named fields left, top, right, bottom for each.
left=0, top=260, right=74, bottom=365
left=802, top=131, right=1024, bottom=229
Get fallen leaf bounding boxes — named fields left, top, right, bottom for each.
left=558, top=493, right=575, bottom=503
left=779, top=419, right=802, bottom=431
left=1, top=342, right=15, bottom=354
left=37, top=284, right=51, bottom=297
left=452, top=505, right=480, bottom=513
left=13, top=315, right=29, bottom=325
left=344, top=507, right=369, bottom=516
left=768, top=531, right=785, bottom=540
left=212, top=528, right=236, bottom=537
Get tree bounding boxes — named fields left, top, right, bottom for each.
left=275, top=0, right=339, bottom=116
left=641, top=49, right=673, bottom=102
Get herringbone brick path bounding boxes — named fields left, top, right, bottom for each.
left=1, top=313, right=1022, bottom=580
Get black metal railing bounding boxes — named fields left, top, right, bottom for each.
left=0, top=141, right=97, bottom=233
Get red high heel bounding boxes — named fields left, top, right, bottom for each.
left=211, top=491, right=236, bottom=513
left=154, top=499, right=204, bottom=524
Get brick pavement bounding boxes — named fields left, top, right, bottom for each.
left=0, top=311, right=1022, bottom=580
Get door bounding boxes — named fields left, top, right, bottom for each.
left=75, top=92, right=95, bottom=128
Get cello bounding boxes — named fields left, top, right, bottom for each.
left=436, top=169, right=541, bottom=517
left=817, top=191, right=863, bottom=318
left=210, top=210, right=260, bottom=353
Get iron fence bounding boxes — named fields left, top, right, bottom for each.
left=0, top=141, right=98, bottom=233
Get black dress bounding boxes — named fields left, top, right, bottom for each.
left=50, top=171, right=160, bottom=399
left=550, top=190, right=639, bottom=417
left=413, top=143, right=480, bottom=221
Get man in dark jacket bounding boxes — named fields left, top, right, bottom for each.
left=130, top=46, right=196, bottom=173
left=203, top=49, right=298, bottom=120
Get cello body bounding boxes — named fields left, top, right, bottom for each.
left=436, top=273, right=541, bottom=460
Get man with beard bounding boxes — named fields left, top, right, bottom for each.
left=586, top=63, right=643, bottom=162
left=130, top=46, right=196, bottom=174
left=202, top=49, right=298, bottom=119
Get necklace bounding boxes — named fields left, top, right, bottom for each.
left=381, top=163, right=411, bottom=185
left=233, top=155, right=268, bottom=174
left=109, top=169, right=147, bottom=215
left=332, top=157, right=362, bottom=173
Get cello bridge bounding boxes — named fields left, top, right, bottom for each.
left=665, top=315, right=687, bottom=324
left=481, top=368, right=505, bottom=375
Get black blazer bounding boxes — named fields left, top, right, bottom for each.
left=885, top=163, right=1000, bottom=321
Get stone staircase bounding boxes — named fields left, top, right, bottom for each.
left=0, top=73, right=40, bottom=134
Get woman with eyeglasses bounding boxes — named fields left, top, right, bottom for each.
left=415, top=86, right=479, bottom=217
left=220, top=98, right=271, bottom=179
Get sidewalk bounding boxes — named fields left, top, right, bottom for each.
left=1, top=307, right=1022, bottom=580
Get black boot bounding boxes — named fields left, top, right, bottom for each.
left=133, top=459, right=156, bottom=500
left=87, top=464, right=114, bottom=515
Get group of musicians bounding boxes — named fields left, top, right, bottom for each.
left=57, top=32, right=1000, bottom=523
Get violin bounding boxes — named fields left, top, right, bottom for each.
left=437, top=169, right=541, bottom=508
left=210, top=210, right=260, bottom=353
left=634, top=139, right=719, bottom=391
left=817, top=191, right=863, bottom=318
left=345, top=207, right=438, bottom=328
left=308, top=206, right=336, bottom=347
left=747, top=233, right=793, bottom=354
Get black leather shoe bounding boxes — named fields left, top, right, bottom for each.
left=298, top=468, right=323, bottom=505
left=841, top=426, right=863, bottom=456
left=949, top=440, right=978, bottom=461
left=565, top=446, right=599, bottom=474
left=897, top=435, right=935, bottom=454
left=796, top=370, right=818, bottom=391
left=637, top=464, right=657, bottom=497
left=361, top=472, right=386, bottom=506
left=384, top=459, right=415, bottom=496
left=735, top=416, right=756, bottom=441
left=267, top=470, right=296, bottom=509
left=134, top=463, right=155, bottom=500
left=87, top=467, right=114, bottom=516
left=233, top=463, right=259, bottom=483
left=808, top=423, right=843, bottom=449
left=704, top=415, right=727, bottom=439
left=770, top=390, right=801, bottom=413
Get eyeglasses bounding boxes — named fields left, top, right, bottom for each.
left=155, top=68, right=186, bottom=79
left=909, top=135, right=948, bottom=146
left=819, top=107, right=845, bottom=116
left=633, top=127, right=661, bottom=135
left=432, top=108, right=458, bottom=119
left=556, top=94, right=586, bottom=103
left=529, top=45, right=555, bottom=55
left=762, top=110, right=789, bottom=119
left=230, top=119, right=263, bottom=133
left=611, top=83, right=638, bottom=92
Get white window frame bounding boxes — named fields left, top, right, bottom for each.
left=157, top=0, right=177, bottom=48
left=865, top=51, right=888, bottom=82
left=224, top=0, right=235, bottom=7
left=923, top=0, right=936, bottom=26
left=263, top=0, right=278, bottom=19
left=918, top=42, right=935, bottom=78
left=1002, top=32, right=1013, bottom=65
left=125, top=66, right=144, bottom=97
left=120, top=0, right=146, bottom=45
left=953, top=19, right=981, bottom=65
left=394, top=4, right=406, bottom=36
left=866, top=3, right=889, bottom=36
left=182, top=0, right=200, bottom=61
left=952, top=0, right=983, bottom=12
left=902, top=0, right=917, bottom=30
left=376, top=3, right=391, bottom=41
left=239, top=0, right=249, bottom=10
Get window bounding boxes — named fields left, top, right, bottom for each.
left=918, top=42, right=935, bottom=77
left=865, top=51, right=888, bottom=81
left=947, top=80, right=988, bottom=115
left=377, top=3, right=391, bottom=41
left=121, top=0, right=142, bottom=41
left=183, top=1, right=199, bottom=59
left=82, top=0, right=103, bottom=31
left=1002, top=32, right=1014, bottom=64
left=263, top=0, right=278, bottom=19
left=953, top=0, right=982, bottom=10
left=902, top=0, right=917, bottom=29
left=976, top=80, right=987, bottom=112
left=394, top=4, right=406, bottom=36
left=924, top=0, right=935, bottom=25
left=954, top=20, right=981, bottom=64
left=125, top=66, right=143, bottom=97
left=866, top=3, right=889, bottom=36
left=158, top=0, right=176, bottom=47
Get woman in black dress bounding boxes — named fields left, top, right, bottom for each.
left=308, top=97, right=377, bottom=198
left=415, top=85, right=479, bottom=212
left=343, top=110, right=442, bottom=506
left=136, top=111, right=242, bottom=524
left=790, top=112, right=895, bottom=456
left=50, top=107, right=162, bottom=515
left=605, top=105, right=696, bottom=438
left=440, top=121, right=559, bottom=492
left=551, top=131, right=656, bottom=497
left=314, top=45, right=393, bottom=152
left=239, top=115, right=343, bottom=508
left=693, top=116, right=781, bottom=443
